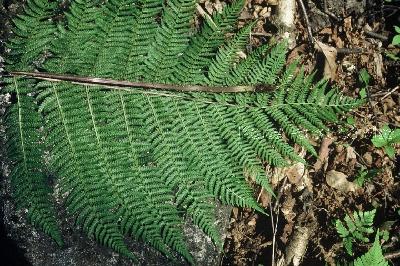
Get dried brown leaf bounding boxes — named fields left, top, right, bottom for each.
left=325, top=170, right=358, bottom=192
left=314, top=41, right=338, bottom=80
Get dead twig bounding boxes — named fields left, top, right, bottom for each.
left=274, top=176, right=288, bottom=212
left=269, top=176, right=288, bottom=266
left=195, top=3, right=217, bottom=29
left=313, top=137, right=335, bottom=172
left=371, top=90, right=400, bottom=98
left=364, top=31, right=389, bottom=42
left=336, top=47, right=366, bottom=54
left=251, top=32, right=273, bottom=37
left=364, top=84, right=379, bottom=127
left=269, top=202, right=280, bottom=266
left=296, top=0, right=314, bottom=46
left=323, top=0, right=339, bottom=21
left=380, top=86, right=399, bottom=101
left=8, top=71, right=257, bottom=93
left=384, top=250, right=400, bottom=260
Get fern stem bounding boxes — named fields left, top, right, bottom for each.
left=9, top=71, right=254, bottom=92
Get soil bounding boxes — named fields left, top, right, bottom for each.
left=1, top=0, right=400, bottom=266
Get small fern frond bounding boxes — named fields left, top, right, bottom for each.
left=336, top=220, right=350, bottom=238
left=335, top=209, right=376, bottom=255
left=353, top=232, right=388, bottom=266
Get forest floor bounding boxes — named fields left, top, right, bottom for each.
left=217, top=0, right=400, bottom=265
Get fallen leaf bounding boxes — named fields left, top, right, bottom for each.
left=331, top=26, right=344, bottom=48
left=259, top=7, right=270, bottom=18
left=287, top=44, right=307, bottom=64
left=326, top=170, right=358, bottom=192
left=236, top=50, right=247, bottom=59
left=320, top=27, right=332, bottom=35
left=232, top=207, right=239, bottom=220
left=363, top=152, right=373, bottom=166
left=258, top=187, right=272, bottom=207
left=315, top=41, right=338, bottom=80
left=204, top=2, right=213, bottom=14
left=267, top=0, right=278, bottom=5
left=346, top=146, right=357, bottom=162
left=272, top=167, right=286, bottom=186
left=383, top=97, right=396, bottom=113
left=313, top=137, right=334, bottom=171
left=344, top=16, right=353, bottom=41
left=286, top=162, right=305, bottom=184
left=373, top=52, right=384, bottom=85
left=214, top=0, right=224, bottom=13
left=247, top=217, right=256, bottom=226
left=282, top=194, right=296, bottom=219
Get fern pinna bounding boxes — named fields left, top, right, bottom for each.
left=2, top=0, right=362, bottom=263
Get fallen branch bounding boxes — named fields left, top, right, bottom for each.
left=384, top=250, right=400, bottom=260
left=296, top=0, right=314, bottom=46
left=8, top=71, right=259, bottom=93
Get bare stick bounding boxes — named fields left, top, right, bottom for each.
left=274, top=176, right=288, bottom=212
left=384, top=250, right=400, bottom=260
left=269, top=176, right=288, bottom=265
left=9, top=71, right=256, bottom=93
left=269, top=203, right=277, bottom=266
left=380, top=86, right=399, bottom=101
left=296, top=0, right=314, bottom=45
left=364, top=31, right=389, bottom=42
left=337, top=47, right=366, bottom=54
left=196, top=3, right=218, bottom=29
left=323, top=0, right=339, bottom=21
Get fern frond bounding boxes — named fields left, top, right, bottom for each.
left=118, top=92, right=193, bottom=261
left=6, top=0, right=57, bottom=70
left=226, top=41, right=287, bottom=85
left=37, top=82, right=135, bottom=260
left=248, top=108, right=305, bottom=163
left=4, top=78, right=62, bottom=246
left=123, top=0, right=163, bottom=80
left=335, top=209, right=376, bottom=255
left=353, top=232, right=388, bottom=266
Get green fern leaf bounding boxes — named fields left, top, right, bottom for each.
left=336, top=209, right=376, bottom=255
left=173, top=0, right=246, bottom=84
left=143, top=0, right=197, bottom=82
left=4, top=78, right=62, bottom=246
left=206, top=22, right=254, bottom=85
left=353, top=232, right=388, bottom=266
